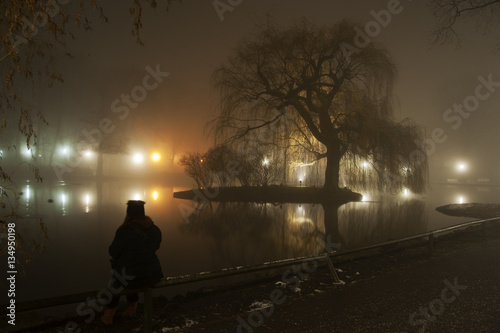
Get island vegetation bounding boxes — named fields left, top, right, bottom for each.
left=176, top=20, right=429, bottom=204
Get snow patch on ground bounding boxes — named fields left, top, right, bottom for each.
left=275, top=281, right=287, bottom=288
left=249, top=300, right=274, bottom=312
left=159, top=319, right=198, bottom=332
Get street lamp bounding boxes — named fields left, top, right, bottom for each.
left=456, top=162, right=468, bottom=173
left=60, top=146, right=70, bottom=156
left=133, top=153, right=144, bottom=164
left=151, top=152, right=161, bottom=162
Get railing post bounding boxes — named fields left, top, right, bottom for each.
left=428, top=233, right=434, bottom=255
left=143, top=288, right=153, bottom=333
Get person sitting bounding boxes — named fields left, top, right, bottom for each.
left=101, top=200, right=163, bottom=325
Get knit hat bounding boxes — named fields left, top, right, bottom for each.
left=126, top=200, right=145, bottom=218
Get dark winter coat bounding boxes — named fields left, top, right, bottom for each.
left=108, top=218, right=163, bottom=281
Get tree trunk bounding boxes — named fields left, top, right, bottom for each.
left=323, top=146, right=341, bottom=195
left=321, top=203, right=345, bottom=250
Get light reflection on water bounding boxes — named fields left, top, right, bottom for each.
left=4, top=180, right=500, bottom=303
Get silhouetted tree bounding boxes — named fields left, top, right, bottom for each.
left=180, top=144, right=286, bottom=188
left=431, top=0, right=500, bottom=47
left=179, top=152, right=211, bottom=188
left=211, top=20, right=428, bottom=195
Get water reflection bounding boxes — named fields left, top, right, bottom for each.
left=182, top=202, right=323, bottom=266
left=24, top=184, right=31, bottom=211
left=182, top=197, right=428, bottom=264
left=7, top=180, right=499, bottom=303
left=17, top=182, right=170, bottom=215
left=60, top=192, right=67, bottom=216
left=84, top=193, right=91, bottom=213
left=337, top=198, right=427, bottom=249
left=0, top=183, right=49, bottom=280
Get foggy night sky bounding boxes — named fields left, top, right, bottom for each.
left=38, top=0, right=500, bottom=179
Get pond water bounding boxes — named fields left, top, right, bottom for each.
left=2, top=178, right=499, bottom=304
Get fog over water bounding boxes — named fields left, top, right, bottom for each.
left=2, top=0, right=500, bottom=313
left=3, top=179, right=498, bottom=304
left=3, top=0, right=500, bottom=179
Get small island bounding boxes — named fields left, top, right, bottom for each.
left=173, top=185, right=363, bottom=205
left=436, top=203, right=500, bottom=219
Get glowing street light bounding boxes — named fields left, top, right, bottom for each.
left=60, top=146, right=70, bottom=156
left=133, top=153, right=144, bottom=164
left=457, top=195, right=466, bottom=204
left=151, top=152, right=161, bottom=162
left=262, top=157, right=269, bottom=166
left=456, top=162, right=468, bottom=173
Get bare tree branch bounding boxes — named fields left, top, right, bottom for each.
left=210, top=20, right=427, bottom=194
left=431, top=0, right=500, bottom=46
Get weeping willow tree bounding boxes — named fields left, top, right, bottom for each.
left=211, top=20, right=428, bottom=196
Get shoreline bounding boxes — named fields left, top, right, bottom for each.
left=173, top=185, right=363, bottom=204
left=28, top=217, right=500, bottom=333
left=436, top=203, right=500, bottom=219
left=10, top=202, right=500, bottom=332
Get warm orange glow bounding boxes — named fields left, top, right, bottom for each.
left=152, top=190, right=159, bottom=200
left=151, top=152, right=161, bottom=162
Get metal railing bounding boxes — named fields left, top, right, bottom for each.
left=3, top=216, right=499, bottom=332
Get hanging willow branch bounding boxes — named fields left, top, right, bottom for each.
left=209, top=19, right=428, bottom=194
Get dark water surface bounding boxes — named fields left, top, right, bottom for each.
left=3, top=179, right=499, bottom=304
